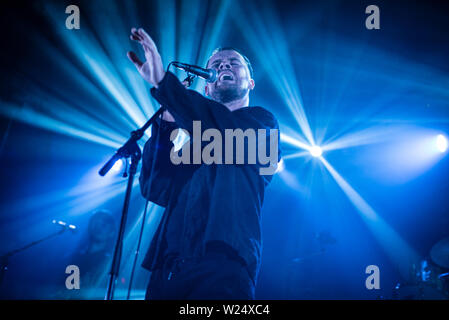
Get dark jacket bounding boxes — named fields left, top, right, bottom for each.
left=139, top=72, right=280, bottom=283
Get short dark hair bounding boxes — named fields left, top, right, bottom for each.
left=207, top=47, right=254, bottom=78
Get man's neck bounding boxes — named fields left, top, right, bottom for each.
left=222, top=94, right=250, bottom=112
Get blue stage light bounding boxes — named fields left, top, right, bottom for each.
left=309, top=145, right=322, bottom=158
left=436, top=134, right=448, bottom=153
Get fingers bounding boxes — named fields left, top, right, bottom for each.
left=137, top=28, right=157, bottom=51
left=130, top=28, right=142, bottom=42
left=127, top=51, right=143, bottom=68
left=130, top=27, right=158, bottom=58
left=130, top=27, right=156, bottom=49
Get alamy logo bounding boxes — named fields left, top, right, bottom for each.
left=365, top=5, right=380, bottom=30
left=168, top=121, right=279, bottom=175
left=65, top=265, right=80, bottom=290
left=65, top=5, right=80, bottom=30
left=365, top=265, right=380, bottom=289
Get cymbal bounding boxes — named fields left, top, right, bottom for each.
left=430, top=237, right=449, bottom=268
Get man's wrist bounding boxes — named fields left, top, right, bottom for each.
left=153, top=70, right=167, bottom=89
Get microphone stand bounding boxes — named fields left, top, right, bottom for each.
left=100, top=106, right=165, bottom=300
left=101, top=68, right=195, bottom=300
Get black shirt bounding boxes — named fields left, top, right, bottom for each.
left=139, top=72, right=280, bottom=283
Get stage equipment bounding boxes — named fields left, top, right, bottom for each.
left=0, top=220, right=76, bottom=287
left=99, top=66, right=194, bottom=300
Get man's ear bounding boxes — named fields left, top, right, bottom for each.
left=204, top=85, right=209, bottom=96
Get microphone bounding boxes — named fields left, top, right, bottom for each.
left=52, top=219, right=77, bottom=232
left=171, top=62, right=217, bottom=83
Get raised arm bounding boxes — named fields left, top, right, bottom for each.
left=126, top=27, right=269, bottom=133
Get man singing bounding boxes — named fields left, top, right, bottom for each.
left=127, top=27, right=280, bottom=299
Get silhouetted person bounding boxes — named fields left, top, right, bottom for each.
left=63, top=210, right=116, bottom=299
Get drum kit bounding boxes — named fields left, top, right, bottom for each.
left=393, top=237, right=449, bottom=300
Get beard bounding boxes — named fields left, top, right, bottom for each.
left=210, top=83, right=248, bottom=104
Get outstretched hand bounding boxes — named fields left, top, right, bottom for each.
left=127, top=28, right=166, bottom=87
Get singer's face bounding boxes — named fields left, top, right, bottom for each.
left=205, top=50, right=254, bottom=104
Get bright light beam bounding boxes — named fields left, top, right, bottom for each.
left=193, top=0, right=233, bottom=92
left=281, top=133, right=324, bottom=159
left=320, top=157, right=419, bottom=278
left=436, top=134, right=448, bottom=153
left=281, top=151, right=310, bottom=160
left=44, top=4, right=148, bottom=129
left=0, top=102, right=123, bottom=149
left=231, top=0, right=315, bottom=145
left=280, top=133, right=312, bottom=150
left=322, top=125, right=404, bottom=152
